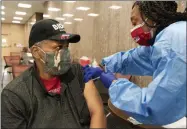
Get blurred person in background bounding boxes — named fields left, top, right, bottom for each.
left=22, top=47, right=29, bottom=53
left=21, top=47, right=30, bottom=64
left=1, top=19, right=106, bottom=128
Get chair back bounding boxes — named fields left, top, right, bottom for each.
left=4, top=56, right=21, bottom=66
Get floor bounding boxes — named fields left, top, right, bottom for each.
left=0, top=60, right=13, bottom=91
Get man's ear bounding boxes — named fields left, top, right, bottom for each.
left=31, top=46, right=41, bottom=59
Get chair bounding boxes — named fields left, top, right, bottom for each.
left=1, top=56, right=21, bottom=88
left=3, top=56, right=20, bottom=68
left=12, top=65, right=31, bottom=79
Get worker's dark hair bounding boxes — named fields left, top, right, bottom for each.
left=132, top=1, right=187, bottom=28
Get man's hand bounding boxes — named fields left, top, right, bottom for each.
left=83, top=80, right=106, bottom=128
left=82, top=65, right=103, bottom=83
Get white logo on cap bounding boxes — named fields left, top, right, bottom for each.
left=52, top=23, right=64, bottom=31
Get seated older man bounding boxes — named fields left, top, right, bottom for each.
left=1, top=19, right=106, bottom=128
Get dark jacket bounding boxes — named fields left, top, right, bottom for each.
left=1, top=63, right=90, bottom=129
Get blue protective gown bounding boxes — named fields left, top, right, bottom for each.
left=102, top=21, right=186, bottom=125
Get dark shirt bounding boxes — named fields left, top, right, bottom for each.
left=1, top=64, right=90, bottom=128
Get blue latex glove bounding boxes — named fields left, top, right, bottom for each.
left=100, top=72, right=116, bottom=89
left=82, top=65, right=103, bottom=83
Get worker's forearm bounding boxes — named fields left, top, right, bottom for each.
left=90, top=110, right=106, bottom=128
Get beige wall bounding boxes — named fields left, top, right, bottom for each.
left=1, top=23, right=25, bottom=56
left=24, top=14, right=37, bottom=47
left=177, top=1, right=186, bottom=12
left=46, top=1, right=186, bottom=60
left=46, top=1, right=137, bottom=60
left=24, top=12, right=43, bottom=47
left=1, top=14, right=42, bottom=57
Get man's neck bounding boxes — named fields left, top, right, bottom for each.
left=40, top=72, right=54, bottom=80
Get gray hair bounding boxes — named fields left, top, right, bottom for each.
left=34, top=40, right=49, bottom=47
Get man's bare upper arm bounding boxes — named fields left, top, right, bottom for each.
left=83, top=80, right=104, bottom=115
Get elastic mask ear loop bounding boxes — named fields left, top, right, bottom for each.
left=37, top=46, right=46, bottom=64
left=144, top=18, right=148, bottom=22
left=130, top=18, right=148, bottom=32
left=141, top=18, right=148, bottom=26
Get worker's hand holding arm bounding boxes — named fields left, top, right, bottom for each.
left=83, top=80, right=106, bottom=128
left=82, top=65, right=104, bottom=82
left=82, top=65, right=117, bottom=88
left=101, top=46, right=154, bottom=76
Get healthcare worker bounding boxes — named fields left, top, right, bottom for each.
left=83, top=1, right=187, bottom=126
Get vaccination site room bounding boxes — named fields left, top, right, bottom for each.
left=0, top=0, right=186, bottom=129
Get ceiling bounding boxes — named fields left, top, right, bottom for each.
left=1, top=1, right=126, bottom=25
left=1, top=1, right=45, bottom=24
left=1, top=1, right=186, bottom=25
left=1, top=1, right=128, bottom=25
